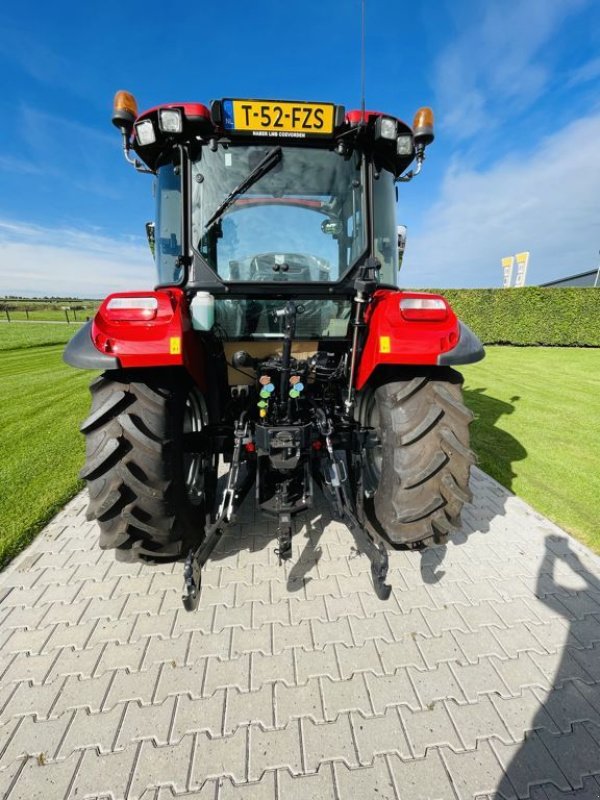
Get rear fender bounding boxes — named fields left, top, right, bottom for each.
left=355, top=289, right=484, bottom=390
left=63, top=288, right=207, bottom=391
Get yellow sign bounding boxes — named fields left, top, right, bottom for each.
left=224, top=99, right=335, bottom=136
left=169, top=337, right=181, bottom=355
left=379, top=336, right=391, bottom=353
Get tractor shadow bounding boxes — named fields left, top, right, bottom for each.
left=494, top=535, right=600, bottom=797
left=419, top=387, right=528, bottom=585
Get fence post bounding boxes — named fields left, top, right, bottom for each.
left=64, top=308, right=70, bottom=324
left=25, top=308, right=29, bottom=321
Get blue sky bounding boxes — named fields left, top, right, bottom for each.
left=0, top=0, right=599, bottom=296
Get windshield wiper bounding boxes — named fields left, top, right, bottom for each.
left=204, top=146, right=283, bottom=230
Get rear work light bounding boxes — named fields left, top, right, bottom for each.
left=397, top=135, right=413, bottom=156
left=400, top=296, right=448, bottom=321
left=375, top=116, right=398, bottom=141
left=135, top=119, right=156, bottom=145
left=106, top=296, right=158, bottom=321
left=159, top=108, right=182, bottom=133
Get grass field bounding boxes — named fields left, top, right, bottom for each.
left=462, top=347, right=599, bottom=552
left=0, top=321, right=78, bottom=350
left=0, top=328, right=92, bottom=567
left=0, top=336, right=598, bottom=567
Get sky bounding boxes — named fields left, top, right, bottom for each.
left=0, top=0, right=599, bottom=296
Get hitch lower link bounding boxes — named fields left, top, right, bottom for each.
left=320, top=422, right=391, bottom=601
left=182, top=418, right=252, bottom=612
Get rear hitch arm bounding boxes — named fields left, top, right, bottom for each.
left=317, top=427, right=391, bottom=600
left=182, top=416, right=253, bottom=612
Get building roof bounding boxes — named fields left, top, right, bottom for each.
left=541, top=269, right=598, bottom=287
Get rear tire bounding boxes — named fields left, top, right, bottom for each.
left=80, top=369, right=215, bottom=562
left=360, top=369, right=475, bottom=547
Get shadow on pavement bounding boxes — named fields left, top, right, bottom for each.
left=495, top=535, right=600, bottom=797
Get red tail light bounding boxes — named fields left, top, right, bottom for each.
left=105, top=296, right=159, bottom=322
left=399, top=295, right=448, bottom=321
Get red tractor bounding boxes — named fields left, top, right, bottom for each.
left=65, top=92, right=484, bottom=608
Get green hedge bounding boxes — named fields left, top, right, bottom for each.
left=422, top=287, right=600, bottom=346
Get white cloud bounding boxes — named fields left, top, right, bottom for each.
left=0, top=220, right=154, bottom=297
left=434, top=0, right=588, bottom=138
left=401, top=112, right=600, bottom=288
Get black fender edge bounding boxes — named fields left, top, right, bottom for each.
left=437, top=321, right=485, bottom=366
left=63, top=320, right=120, bottom=370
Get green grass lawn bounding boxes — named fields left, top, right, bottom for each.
left=462, top=347, right=599, bottom=552
left=0, top=340, right=92, bottom=567
left=0, top=321, right=79, bottom=351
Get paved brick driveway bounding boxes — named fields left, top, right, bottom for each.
left=1, top=467, right=600, bottom=799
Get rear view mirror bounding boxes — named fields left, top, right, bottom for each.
left=397, top=225, right=407, bottom=269
left=145, top=222, right=155, bottom=258
left=321, top=219, right=343, bottom=235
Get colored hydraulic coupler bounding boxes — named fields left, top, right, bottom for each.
left=258, top=374, right=274, bottom=418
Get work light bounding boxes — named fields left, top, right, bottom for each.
left=135, top=120, right=156, bottom=146
left=159, top=109, right=183, bottom=133
left=375, top=117, right=398, bottom=141
left=396, top=135, right=413, bottom=156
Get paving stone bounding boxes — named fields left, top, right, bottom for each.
left=349, top=612, right=393, bottom=645
left=531, top=648, right=595, bottom=687
left=416, top=629, right=466, bottom=668
left=278, top=763, right=337, bottom=799
left=491, top=621, right=548, bottom=658
left=272, top=620, right=312, bottom=653
left=352, top=708, right=411, bottom=763
left=449, top=656, right=512, bottom=702
left=231, top=623, right=272, bottom=657
left=321, top=673, right=372, bottom=720
left=130, top=736, right=196, bottom=796
left=490, top=687, right=561, bottom=740
left=364, top=669, right=421, bottom=713
left=289, top=596, right=328, bottom=624
left=447, top=695, right=513, bottom=750
left=114, top=697, right=177, bottom=748
left=324, top=593, right=365, bottom=621
left=248, top=722, right=302, bottom=780
left=226, top=684, right=274, bottom=732
left=442, top=739, right=517, bottom=800
left=421, top=604, right=470, bottom=636
left=193, top=728, right=248, bottom=785
left=169, top=691, right=225, bottom=741
left=538, top=723, right=600, bottom=789
left=400, top=702, right=462, bottom=758
left=334, top=756, right=396, bottom=799
left=387, top=749, right=459, bottom=800
left=492, top=652, right=550, bottom=695
left=453, top=626, right=509, bottom=663
left=492, top=733, right=571, bottom=796
left=295, top=645, right=340, bottom=684
left=105, top=665, right=161, bottom=708
left=274, top=679, right=325, bottom=726
left=302, top=714, right=359, bottom=772
left=251, top=650, right=295, bottom=690
left=407, top=662, right=467, bottom=709
left=6, top=751, right=81, bottom=800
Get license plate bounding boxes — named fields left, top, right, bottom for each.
left=222, top=99, right=335, bottom=137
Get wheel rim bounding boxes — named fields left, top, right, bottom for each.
left=182, top=389, right=208, bottom=505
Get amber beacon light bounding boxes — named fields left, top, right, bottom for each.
left=412, top=107, right=435, bottom=147
left=112, top=90, right=139, bottom=133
